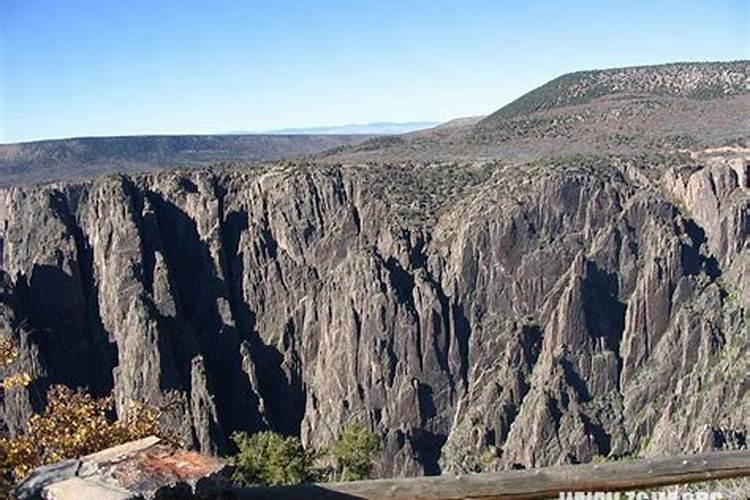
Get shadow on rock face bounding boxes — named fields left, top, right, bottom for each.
left=15, top=263, right=117, bottom=396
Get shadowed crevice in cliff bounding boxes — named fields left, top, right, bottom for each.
left=214, top=180, right=278, bottom=429
left=382, top=256, right=426, bottom=371
left=14, top=264, right=94, bottom=392
left=407, top=232, right=428, bottom=269
left=681, top=218, right=721, bottom=280
left=136, top=193, right=200, bottom=395
left=507, top=324, right=544, bottom=432
left=451, top=303, right=471, bottom=391
left=416, top=383, right=437, bottom=425
left=117, top=181, right=199, bottom=395
left=581, top=414, right=612, bottom=457
left=351, top=204, right=362, bottom=234
left=546, top=395, right=565, bottom=432
left=150, top=309, right=196, bottom=393
left=384, top=257, right=415, bottom=308
left=3, top=278, right=49, bottom=415
left=144, top=192, right=269, bottom=446
left=560, top=357, right=592, bottom=402
left=72, top=236, right=118, bottom=397
left=520, top=324, right=544, bottom=368
left=409, top=428, right=447, bottom=476
left=249, top=335, right=306, bottom=437
left=582, top=262, right=626, bottom=353
left=576, top=262, right=627, bottom=397
left=63, top=209, right=117, bottom=396
left=382, top=258, right=417, bottom=312
left=145, top=191, right=225, bottom=343
left=48, top=191, right=118, bottom=396
left=261, top=324, right=305, bottom=437
left=419, top=269, right=454, bottom=388
left=221, top=210, right=251, bottom=329
left=220, top=207, right=305, bottom=438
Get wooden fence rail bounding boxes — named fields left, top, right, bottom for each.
left=235, top=449, right=750, bottom=499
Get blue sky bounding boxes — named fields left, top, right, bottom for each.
left=0, top=0, right=747, bottom=143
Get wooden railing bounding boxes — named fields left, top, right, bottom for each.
left=235, top=449, right=750, bottom=499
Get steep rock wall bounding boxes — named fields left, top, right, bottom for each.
left=0, top=156, right=746, bottom=476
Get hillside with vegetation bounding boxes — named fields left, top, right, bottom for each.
left=323, top=61, right=749, bottom=164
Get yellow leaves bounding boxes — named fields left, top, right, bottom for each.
left=2, top=373, right=31, bottom=391
left=0, top=336, right=33, bottom=391
left=0, top=385, right=165, bottom=481
left=0, top=336, right=37, bottom=490
left=0, top=435, right=37, bottom=480
left=0, top=337, right=168, bottom=489
left=0, top=338, right=19, bottom=369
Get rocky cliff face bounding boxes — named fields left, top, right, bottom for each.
left=0, top=147, right=746, bottom=476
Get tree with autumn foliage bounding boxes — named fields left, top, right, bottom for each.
left=0, top=336, right=166, bottom=497
left=0, top=338, right=19, bottom=499
left=0, top=386, right=163, bottom=479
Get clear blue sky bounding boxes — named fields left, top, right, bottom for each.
left=1, top=0, right=747, bottom=143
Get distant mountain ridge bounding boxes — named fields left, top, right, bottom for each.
left=256, top=121, right=439, bottom=135
left=0, top=134, right=373, bottom=186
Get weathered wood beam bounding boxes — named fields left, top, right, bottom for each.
left=235, top=449, right=750, bottom=499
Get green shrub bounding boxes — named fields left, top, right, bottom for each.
left=230, top=431, right=318, bottom=487
left=328, top=424, right=381, bottom=482
left=229, top=424, right=381, bottom=486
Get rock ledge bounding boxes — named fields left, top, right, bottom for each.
left=15, top=437, right=228, bottom=499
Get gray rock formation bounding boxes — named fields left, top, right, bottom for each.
left=0, top=150, right=746, bottom=477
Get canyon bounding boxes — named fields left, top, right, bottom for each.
left=0, top=61, right=747, bottom=478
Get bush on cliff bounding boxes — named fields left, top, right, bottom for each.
left=230, top=424, right=382, bottom=486
left=231, top=431, right=319, bottom=486
left=328, top=424, right=382, bottom=481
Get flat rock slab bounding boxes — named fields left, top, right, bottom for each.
left=43, top=477, right=133, bottom=500
left=16, top=436, right=229, bottom=499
